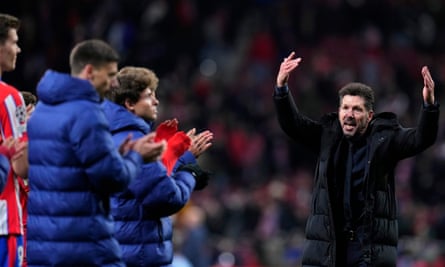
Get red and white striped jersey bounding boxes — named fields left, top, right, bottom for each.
left=0, top=81, right=28, bottom=235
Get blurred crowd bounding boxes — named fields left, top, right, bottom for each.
left=3, top=0, right=445, bottom=266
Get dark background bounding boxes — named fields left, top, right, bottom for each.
left=3, top=0, right=445, bottom=266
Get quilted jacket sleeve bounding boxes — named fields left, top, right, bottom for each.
left=69, top=102, right=143, bottom=193
left=113, top=130, right=196, bottom=217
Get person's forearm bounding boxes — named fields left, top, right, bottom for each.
left=12, top=149, right=28, bottom=178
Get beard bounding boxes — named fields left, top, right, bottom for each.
left=343, top=116, right=368, bottom=137
left=343, top=121, right=368, bottom=139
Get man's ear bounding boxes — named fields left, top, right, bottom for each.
left=124, top=99, right=135, bottom=111
left=79, top=64, right=94, bottom=80
left=368, top=110, right=374, bottom=122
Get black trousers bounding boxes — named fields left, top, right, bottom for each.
left=338, top=227, right=367, bottom=267
left=346, top=240, right=367, bottom=267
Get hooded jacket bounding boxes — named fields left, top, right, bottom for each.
left=274, top=89, right=439, bottom=267
left=27, top=70, right=143, bottom=267
left=102, top=100, right=197, bottom=267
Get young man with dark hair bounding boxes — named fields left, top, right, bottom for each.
left=102, top=66, right=213, bottom=266
left=0, top=13, right=29, bottom=267
left=26, top=40, right=167, bottom=267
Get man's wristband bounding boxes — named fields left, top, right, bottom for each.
left=274, top=85, right=289, bottom=96
left=423, top=101, right=439, bottom=111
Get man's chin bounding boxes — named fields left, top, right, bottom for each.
left=343, top=131, right=356, bottom=138
left=145, top=115, right=157, bottom=122
left=4, top=64, right=15, bottom=72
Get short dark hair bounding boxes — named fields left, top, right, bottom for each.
left=21, top=91, right=37, bottom=106
left=69, top=39, right=119, bottom=75
left=338, top=82, right=375, bottom=111
left=107, top=66, right=159, bottom=106
left=0, top=13, right=20, bottom=45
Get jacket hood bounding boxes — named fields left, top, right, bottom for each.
left=101, top=99, right=152, bottom=134
left=37, top=70, right=100, bottom=105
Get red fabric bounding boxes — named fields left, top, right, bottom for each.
left=18, top=178, right=28, bottom=267
left=154, top=121, right=178, bottom=142
left=0, top=145, right=14, bottom=160
left=0, top=170, right=21, bottom=235
left=0, top=82, right=28, bottom=143
left=155, top=120, right=192, bottom=175
left=7, top=235, right=17, bottom=267
left=162, top=131, right=191, bottom=175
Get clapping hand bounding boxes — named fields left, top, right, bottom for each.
left=422, top=66, right=435, bottom=105
left=187, top=128, right=213, bottom=158
left=121, top=132, right=167, bottom=163
left=0, top=137, right=28, bottom=178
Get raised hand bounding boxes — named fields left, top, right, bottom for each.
left=187, top=128, right=213, bottom=158
left=421, top=66, right=435, bottom=105
left=276, top=51, right=302, bottom=87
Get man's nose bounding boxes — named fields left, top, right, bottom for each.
left=345, top=109, right=354, bottom=117
left=110, top=77, right=119, bottom=88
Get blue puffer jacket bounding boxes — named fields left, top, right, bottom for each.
left=102, top=100, right=197, bottom=267
left=27, top=70, right=144, bottom=267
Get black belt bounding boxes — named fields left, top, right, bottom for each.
left=345, top=229, right=356, bottom=241
left=344, top=225, right=365, bottom=242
